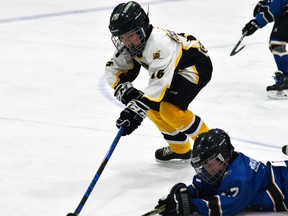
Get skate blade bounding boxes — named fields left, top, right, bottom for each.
left=155, top=158, right=191, bottom=164
left=267, top=90, right=288, bottom=100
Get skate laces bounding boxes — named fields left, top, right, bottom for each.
left=163, top=147, right=173, bottom=156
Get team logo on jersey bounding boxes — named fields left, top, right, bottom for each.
left=249, top=158, right=260, bottom=172
left=153, top=50, right=162, bottom=60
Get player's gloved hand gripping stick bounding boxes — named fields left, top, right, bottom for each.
left=66, top=125, right=126, bottom=216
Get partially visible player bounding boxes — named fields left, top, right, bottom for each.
left=105, top=1, right=213, bottom=163
left=155, top=129, right=288, bottom=215
left=242, top=0, right=288, bottom=99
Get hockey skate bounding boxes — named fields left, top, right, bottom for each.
left=266, top=71, right=288, bottom=99
left=155, top=146, right=191, bottom=164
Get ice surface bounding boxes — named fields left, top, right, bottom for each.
left=0, top=0, right=287, bottom=215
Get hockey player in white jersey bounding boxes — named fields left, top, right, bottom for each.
left=105, top=1, right=213, bottom=163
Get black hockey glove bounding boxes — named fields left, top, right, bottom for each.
left=156, top=183, right=195, bottom=216
left=116, top=100, right=149, bottom=136
left=253, top=0, right=266, bottom=17
left=114, top=82, right=144, bottom=105
left=242, top=19, right=259, bottom=36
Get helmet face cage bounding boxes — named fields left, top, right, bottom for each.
left=111, top=27, right=146, bottom=57
left=192, top=152, right=228, bottom=185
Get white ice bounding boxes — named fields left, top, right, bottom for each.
left=0, top=0, right=287, bottom=215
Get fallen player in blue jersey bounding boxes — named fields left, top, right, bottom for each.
left=155, top=128, right=288, bottom=215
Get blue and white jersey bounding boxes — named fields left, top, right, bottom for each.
left=254, top=0, right=288, bottom=28
left=188, top=152, right=288, bottom=215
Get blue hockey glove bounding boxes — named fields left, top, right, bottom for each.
left=116, top=100, right=149, bottom=136
left=242, top=19, right=259, bottom=36
left=114, top=82, right=144, bottom=105
left=156, top=183, right=195, bottom=216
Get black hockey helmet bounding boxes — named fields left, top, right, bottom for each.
left=109, top=1, right=149, bottom=36
left=191, top=129, right=234, bottom=185
left=108, top=1, right=150, bottom=57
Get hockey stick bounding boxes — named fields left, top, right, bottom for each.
left=282, top=145, right=288, bottom=155
left=230, top=31, right=247, bottom=56
left=141, top=205, right=166, bottom=216
left=67, top=125, right=126, bottom=216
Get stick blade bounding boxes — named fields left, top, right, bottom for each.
left=282, top=145, right=288, bottom=155
left=67, top=212, right=78, bottom=216
left=230, top=45, right=245, bottom=56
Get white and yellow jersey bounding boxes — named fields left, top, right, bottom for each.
left=105, top=26, right=212, bottom=105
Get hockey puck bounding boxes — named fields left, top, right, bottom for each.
left=282, top=145, right=288, bottom=155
